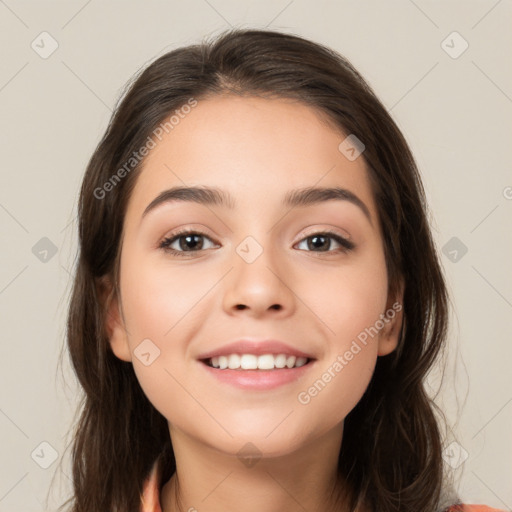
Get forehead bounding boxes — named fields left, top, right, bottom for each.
left=126, top=95, right=378, bottom=222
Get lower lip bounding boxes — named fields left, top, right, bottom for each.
left=199, top=360, right=315, bottom=390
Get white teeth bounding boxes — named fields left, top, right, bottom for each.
left=240, top=354, right=258, bottom=369
left=257, top=354, right=275, bottom=370
left=275, top=354, right=287, bottom=368
left=207, top=353, right=310, bottom=370
left=227, top=354, right=241, bottom=369
left=295, top=357, right=308, bottom=367
left=285, top=355, right=296, bottom=368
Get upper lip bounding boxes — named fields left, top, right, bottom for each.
left=197, top=339, right=315, bottom=360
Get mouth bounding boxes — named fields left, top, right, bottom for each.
left=201, top=353, right=315, bottom=370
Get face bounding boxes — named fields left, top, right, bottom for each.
left=104, top=95, right=403, bottom=458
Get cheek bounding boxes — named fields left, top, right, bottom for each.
left=118, top=249, right=219, bottom=423
left=296, top=349, right=377, bottom=432
left=295, top=270, right=386, bottom=421
left=298, top=252, right=389, bottom=351
left=120, top=248, right=216, bottom=346
left=288, top=256, right=388, bottom=421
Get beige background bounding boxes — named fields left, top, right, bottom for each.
left=0, top=1, right=511, bottom=510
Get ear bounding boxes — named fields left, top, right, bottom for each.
left=97, top=275, right=132, bottom=362
left=377, top=279, right=405, bottom=357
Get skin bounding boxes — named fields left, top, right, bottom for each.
left=103, top=95, right=404, bottom=512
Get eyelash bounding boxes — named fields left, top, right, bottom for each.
left=158, top=228, right=355, bottom=257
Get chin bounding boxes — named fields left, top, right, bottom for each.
left=204, top=419, right=314, bottom=459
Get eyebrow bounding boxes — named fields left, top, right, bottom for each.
left=141, top=185, right=373, bottom=226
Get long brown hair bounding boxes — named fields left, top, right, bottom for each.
left=59, top=28, right=453, bottom=511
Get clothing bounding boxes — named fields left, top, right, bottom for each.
left=140, top=460, right=506, bottom=512
left=140, top=459, right=162, bottom=512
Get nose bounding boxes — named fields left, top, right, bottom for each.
left=222, top=240, right=296, bottom=318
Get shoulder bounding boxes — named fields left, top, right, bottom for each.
left=140, top=459, right=163, bottom=512
left=444, top=505, right=508, bottom=512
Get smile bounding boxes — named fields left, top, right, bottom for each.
left=200, top=354, right=316, bottom=391
left=205, top=353, right=311, bottom=370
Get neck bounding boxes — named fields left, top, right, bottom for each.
left=161, top=423, right=357, bottom=512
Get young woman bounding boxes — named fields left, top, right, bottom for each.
left=61, top=28, right=505, bottom=512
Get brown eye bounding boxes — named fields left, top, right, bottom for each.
left=159, top=230, right=217, bottom=256
left=296, top=232, right=355, bottom=253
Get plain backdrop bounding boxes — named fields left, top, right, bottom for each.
left=0, top=1, right=511, bottom=510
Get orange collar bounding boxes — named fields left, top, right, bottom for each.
left=140, top=460, right=162, bottom=512
left=139, top=461, right=505, bottom=512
